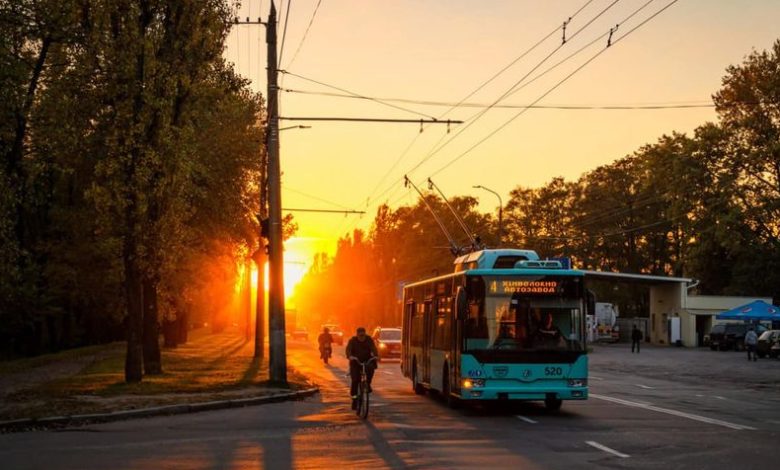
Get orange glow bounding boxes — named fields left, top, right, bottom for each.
left=247, top=254, right=305, bottom=306
left=284, top=260, right=307, bottom=305
left=234, top=263, right=247, bottom=293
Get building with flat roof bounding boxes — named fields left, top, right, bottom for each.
left=582, top=270, right=771, bottom=347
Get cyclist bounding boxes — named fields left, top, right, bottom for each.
left=318, top=327, right=333, bottom=363
left=346, top=327, right=379, bottom=409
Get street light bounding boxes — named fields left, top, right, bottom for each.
left=473, top=185, right=503, bottom=246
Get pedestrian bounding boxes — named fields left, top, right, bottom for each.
left=631, top=325, right=643, bottom=353
left=745, top=327, right=758, bottom=362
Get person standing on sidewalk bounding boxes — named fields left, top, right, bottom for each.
left=745, top=327, right=758, bottom=362
left=631, top=325, right=643, bottom=353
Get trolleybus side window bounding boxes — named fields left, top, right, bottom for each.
left=411, top=302, right=424, bottom=347
left=433, top=296, right=452, bottom=350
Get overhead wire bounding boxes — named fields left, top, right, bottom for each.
left=340, top=0, right=613, bottom=239
left=501, top=0, right=656, bottom=103
left=365, top=0, right=669, bottom=239
left=280, top=70, right=437, bottom=120
left=282, top=88, right=714, bottom=109
left=278, top=0, right=292, bottom=66
left=285, top=0, right=323, bottom=70
left=526, top=192, right=729, bottom=243
left=403, top=0, right=625, bottom=182
left=283, top=185, right=355, bottom=210
left=356, top=0, right=598, bottom=216
left=427, top=0, right=679, bottom=180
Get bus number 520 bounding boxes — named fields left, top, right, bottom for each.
left=545, top=367, right=563, bottom=376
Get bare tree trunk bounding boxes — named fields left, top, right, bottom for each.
left=142, top=276, right=162, bottom=374
left=124, top=250, right=144, bottom=383
left=123, top=0, right=152, bottom=384
left=177, top=309, right=189, bottom=344
left=245, top=259, right=252, bottom=341
left=163, top=314, right=178, bottom=348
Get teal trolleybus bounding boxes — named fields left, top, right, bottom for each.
left=401, top=249, right=589, bottom=410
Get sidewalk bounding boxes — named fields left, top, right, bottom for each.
left=590, top=342, right=780, bottom=392
left=0, top=328, right=314, bottom=426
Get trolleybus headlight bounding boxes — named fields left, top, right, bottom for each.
left=462, top=379, right=485, bottom=389
left=567, top=379, right=587, bottom=387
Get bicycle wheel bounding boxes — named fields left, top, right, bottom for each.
left=358, top=382, right=370, bottom=419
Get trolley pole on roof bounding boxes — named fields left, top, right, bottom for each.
left=405, top=176, right=460, bottom=256
left=266, top=1, right=287, bottom=384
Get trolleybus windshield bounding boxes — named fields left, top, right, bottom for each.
left=465, top=275, right=585, bottom=353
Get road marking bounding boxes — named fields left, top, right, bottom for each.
left=589, top=376, right=604, bottom=381
left=591, top=393, right=756, bottom=431
left=382, top=371, right=394, bottom=375
left=516, top=415, right=537, bottom=424
left=713, top=395, right=726, bottom=400
left=635, top=384, right=654, bottom=389
left=585, top=441, right=630, bottom=458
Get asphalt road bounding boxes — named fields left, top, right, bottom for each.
left=1, top=340, right=777, bottom=469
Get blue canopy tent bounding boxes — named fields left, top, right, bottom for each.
left=716, top=300, right=780, bottom=322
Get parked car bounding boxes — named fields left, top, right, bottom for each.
left=757, top=330, right=780, bottom=358
left=709, top=323, right=767, bottom=351
left=291, top=327, right=309, bottom=341
left=322, top=324, right=344, bottom=345
left=373, top=327, right=402, bottom=359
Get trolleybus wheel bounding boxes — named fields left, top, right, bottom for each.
left=442, top=366, right=460, bottom=409
left=544, top=396, right=563, bottom=412
left=412, top=360, right=425, bottom=395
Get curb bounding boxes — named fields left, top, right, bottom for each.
left=0, top=387, right=319, bottom=433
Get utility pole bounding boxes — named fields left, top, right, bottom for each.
left=266, top=1, right=287, bottom=384
left=254, top=248, right=266, bottom=358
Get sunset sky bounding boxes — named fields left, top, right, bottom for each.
left=224, top=0, right=780, bottom=272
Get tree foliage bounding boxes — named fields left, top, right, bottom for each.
left=0, top=1, right=272, bottom=382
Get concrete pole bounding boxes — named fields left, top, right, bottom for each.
left=254, top=249, right=265, bottom=359
left=266, top=2, right=287, bottom=384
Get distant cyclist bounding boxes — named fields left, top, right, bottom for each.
left=346, top=327, right=379, bottom=408
left=318, top=327, right=333, bottom=364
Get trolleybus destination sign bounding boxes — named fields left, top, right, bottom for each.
left=489, top=279, right=561, bottom=295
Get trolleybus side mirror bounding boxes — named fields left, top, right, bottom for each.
left=455, top=287, right=467, bottom=320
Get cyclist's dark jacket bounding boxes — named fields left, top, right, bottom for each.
left=346, top=336, right=379, bottom=364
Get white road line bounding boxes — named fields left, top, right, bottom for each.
left=516, top=415, right=538, bottom=424
left=591, top=393, right=756, bottom=431
left=635, top=384, right=654, bottom=389
left=714, top=395, right=727, bottom=400
left=382, top=371, right=394, bottom=375
left=589, top=376, right=604, bottom=381
left=585, top=441, right=630, bottom=458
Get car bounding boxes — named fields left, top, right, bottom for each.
left=757, top=330, right=780, bottom=358
left=709, top=323, right=768, bottom=351
left=291, top=327, right=309, bottom=341
left=322, top=324, right=344, bottom=345
left=373, top=327, right=402, bottom=359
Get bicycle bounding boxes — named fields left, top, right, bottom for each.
left=320, top=345, right=332, bottom=364
left=350, top=356, right=377, bottom=419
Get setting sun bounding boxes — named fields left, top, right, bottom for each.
left=284, top=261, right=308, bottom=305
